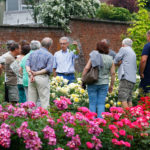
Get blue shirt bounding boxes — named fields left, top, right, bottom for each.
left=114, top=46, right=137, bottom=83
left=141, top=42, right=150, bottom=81
left=53, top=49, right=78, bottom=73
left=26, top=47, right=53, bottom=74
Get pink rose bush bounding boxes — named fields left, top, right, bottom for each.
left=0, top=123, right=11, bottom=148
left=0, top=96, right=149, bottom=149
left=54, top=96, right=72, bottom=110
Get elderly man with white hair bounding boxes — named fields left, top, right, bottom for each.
left=114, top=38, right=137, bottom=108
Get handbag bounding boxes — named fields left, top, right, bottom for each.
left=82, top=66, right=99, bottom=85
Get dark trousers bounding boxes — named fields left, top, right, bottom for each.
left=5, top=82, right=9, bottom=102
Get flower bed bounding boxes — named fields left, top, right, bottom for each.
left=50, top=76, right=140, bottom=111
left=0, top=96, right=149, bottom=150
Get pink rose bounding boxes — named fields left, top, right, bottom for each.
left=119, top=129, right=126, bottom=136
left=86, top=142, right=94, bottom=149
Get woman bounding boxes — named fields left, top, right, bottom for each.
left=10, top=41, right=30, bottom=103
left=20, top=40, right=41, bottom=102
left=82, top=41, right=115, bottom=118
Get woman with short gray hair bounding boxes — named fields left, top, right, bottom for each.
left=30, top=40, right=41, bottom=50
left=20, top=40, right=41, bottom=100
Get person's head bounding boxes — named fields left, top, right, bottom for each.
left=30, top=40, right=41, bottom=50
left=6, top=40, right=15, bottom=51
left=59, top=37, right=69, bottom=51
left=20, top=40, right=29, bottom=49
left=96, top=41, right=109, bottom=54
left=41, top=37, right=53, bottom=50
left=21, top=45, right=30, bottom=55
left=146, top=30, right=150, bottom=42
left=122, top=38, right=133, bottom=47
left=101, top=39, right=110, bottom=47
left=10, top=42, right=21, bottom=56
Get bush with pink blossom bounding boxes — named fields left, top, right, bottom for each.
left=0, top=97, right=149, bottom=150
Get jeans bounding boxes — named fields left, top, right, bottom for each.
left=87, top=84, right=108, bottom=118
left=57, top=73, right=75, bottom=84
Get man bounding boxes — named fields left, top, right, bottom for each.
left=114, top=38, right=137, bottom=108
left=26, top=37, right=53, bottom=109
left=101, top=39, right=116, bottom=59
left=0, top=40, right=15, bottom=102
left=53, top=37, right=79, bottom=83
left=5, top=42, right=21, bottom=103
left=139, top=30, right=150, bottom=94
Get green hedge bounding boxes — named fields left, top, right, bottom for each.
left=96, top=3, right=132, bottom=21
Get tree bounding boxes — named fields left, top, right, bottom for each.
left=107, top=0, right=139, bottom=13
left=37, top=0, right=100, bottom=31
left=127, top=0, right=150, bottom=61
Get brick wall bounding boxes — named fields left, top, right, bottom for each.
left=0, top=18, right=130, bottom=71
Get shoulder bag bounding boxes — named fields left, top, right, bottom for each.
left=82, top=66, right=99, bottom=85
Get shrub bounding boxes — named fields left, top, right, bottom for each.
left=0, top=99, right=150, bottom=150
left=107, top=0, right=139, bottom=13
left=96, top=3, right=132, bottom=21
left=37, top=0, right=100, bottom=31
left=127, top=7, right=150, bottom=61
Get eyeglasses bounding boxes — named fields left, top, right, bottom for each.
left=60, top=43, right=67, bottom=45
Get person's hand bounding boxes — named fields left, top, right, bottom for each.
left=109, top=85, right=113, bottom=93
left=31, top=71, right=37, bottom=76
left=140, top=73, right=144, bottom=79
left=30, top=74, right=35, bottom=82
left=72, top=41, right=78, bottom=46
left=118, top=60, right=122, bottom=66
left=0, top=64, right=4, bottom=75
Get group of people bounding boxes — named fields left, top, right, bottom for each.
left=82, top=30, right=150, bottom=118
left=0, top=31, right=149, bottom=118
left=0, top=37, right=79, bottom=109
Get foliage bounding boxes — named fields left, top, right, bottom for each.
left=0, top=74, right=4, bottom=104
left=145, top=0, right=150, bottom=10
left=96, top=3, right=133, bottom=21
left=37, top=0, right=100, bottom=31
left=127, top=0, right=150, bottom=61
left=107, top=0, right=139, bottom=13
left=23, top=0, right=41, bottom=23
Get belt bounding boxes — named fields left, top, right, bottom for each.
left=57, top=73, right=74, bottom=76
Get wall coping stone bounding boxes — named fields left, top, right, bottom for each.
left=0, top=24, right=63, bottom=30
left=70, top=17, right=133, bottom=25
left=0, top=17, right=132, bottom=30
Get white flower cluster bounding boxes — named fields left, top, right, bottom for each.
left=50, top=76, right=89, bottom=107
left=37, top=0, right=100, bottom=30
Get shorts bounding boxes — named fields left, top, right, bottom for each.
left=6, top=85, right=19, bottom=102
left=118, top=79, right=135, bottom=102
